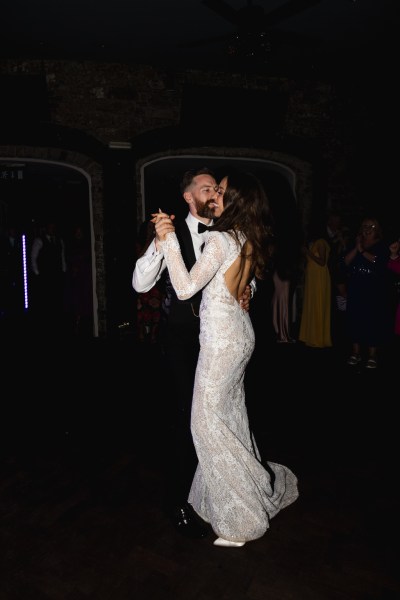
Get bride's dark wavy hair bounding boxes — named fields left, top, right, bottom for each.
left=212, top=168, right=272, bottom=278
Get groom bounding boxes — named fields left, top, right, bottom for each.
left=132, top=167, right=252, bottom=538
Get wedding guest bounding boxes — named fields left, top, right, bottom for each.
left=387, top=238, right=400, bottom=337
left=0, top=223, right=24, bottom=333
left=298, top=219, right=332, bottom=348
left=269, top=231, right=303, bottom=344
left=343, top=217, right=391, bottom=369
left=65, top=223, right=93, bottom=338
left=30, top=218, right=67, bottom=336
left=326, top=211, right=351, bottom=347
left=134, top=220, right=163, bottom=343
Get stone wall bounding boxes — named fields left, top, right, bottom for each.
left=0, top=58, right=387, bottom=336
left=0, top=58, right=365, bottom=213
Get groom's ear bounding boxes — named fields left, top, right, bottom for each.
left=183, top=191, right=192, bottom=204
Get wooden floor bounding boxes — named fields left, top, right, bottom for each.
left=1, top=328, right=399, bottom=600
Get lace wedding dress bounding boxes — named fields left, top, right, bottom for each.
left=160, top=230, right=299, bottom=542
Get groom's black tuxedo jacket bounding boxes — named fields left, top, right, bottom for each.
left=162, top=219, right=203, bottom=326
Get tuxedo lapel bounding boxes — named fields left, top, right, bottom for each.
left=166, top=221, right=201, bottom=316
left=175, top=220, right=196, bottom=270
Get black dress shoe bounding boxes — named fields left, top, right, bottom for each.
left=171, top=502, right=209, bottom=539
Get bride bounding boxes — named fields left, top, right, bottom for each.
left=153, top=169, right=298, bottom=547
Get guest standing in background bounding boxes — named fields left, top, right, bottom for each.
left=298, top=220, right=332, bottom=348
left=31, top=219, right=67, bottom=337
left=134, top=220, right=163, bottom=343
left=269, top=229, right=304, bottom=344
left=65, top=223, right=93, bottom=338
left=0, top=223, right=24, bottom=334
left=265, top=175, right=304, bottom=345
left=387, top=238, right=400, bottom=339
left=326, top=211, right=351, bottom=348
left=343, top=217, right=391, bottom=369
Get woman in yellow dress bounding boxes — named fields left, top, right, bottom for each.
left=299, top=221, right=332, bottom=348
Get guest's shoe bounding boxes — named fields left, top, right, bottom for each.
left=347, top=354, right=362, bottom=366
left=213, top=537, right=245, bottom=547
left=171, top=502, right=208, bottom=539
left=365, top=358, right=377, bottom=369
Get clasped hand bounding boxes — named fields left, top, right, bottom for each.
left=150, top=209, right=251, bottom=313
left=151, top=210, right=175, bottom=243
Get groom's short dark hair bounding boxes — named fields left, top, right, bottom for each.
left=180, top=167, right=215, bottom=195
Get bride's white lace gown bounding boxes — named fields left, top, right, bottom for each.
left=160, top=230, right=298, bottom=542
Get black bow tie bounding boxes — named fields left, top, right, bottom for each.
left=198, top=222, right=211, bottom=234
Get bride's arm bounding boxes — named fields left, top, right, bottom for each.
left=160, top=232, right=225, bottom=300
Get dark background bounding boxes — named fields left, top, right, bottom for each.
left=0, top=0, right=395, bottom=76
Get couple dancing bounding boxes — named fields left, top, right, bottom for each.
left=151, top=168, right=298, bottom=548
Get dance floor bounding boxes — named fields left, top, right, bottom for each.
left=1, top=328, right=398, bottom=600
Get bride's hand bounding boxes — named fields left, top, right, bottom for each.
left=150, top=211, right=175, bottom=242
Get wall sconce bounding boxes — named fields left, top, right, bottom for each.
left=108, top=141, right=132, bottom=150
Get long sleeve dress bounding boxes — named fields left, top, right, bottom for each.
left=160, top=229, right=298, bottom=543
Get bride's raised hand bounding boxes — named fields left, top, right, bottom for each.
left=150, top=210, right=175, bottom=242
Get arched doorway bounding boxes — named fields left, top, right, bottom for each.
left=0, top=157, right=101, bottom=337
left=136, top=150, right=313, bottom=229
left=139, top=154, right=297, bottom=223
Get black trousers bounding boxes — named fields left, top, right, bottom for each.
left=160, top=307, right=200, bottom=510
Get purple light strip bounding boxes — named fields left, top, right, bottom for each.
left=22, top=234, right=29, bottom=310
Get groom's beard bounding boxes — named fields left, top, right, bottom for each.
left=196, top=199, right=218, bottom=220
